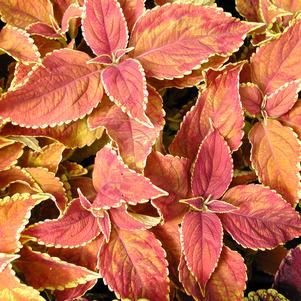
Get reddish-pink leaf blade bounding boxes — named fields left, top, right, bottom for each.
left=0, top=0, right=54, bottom=29
left=145, top=151, right=190, bottom=222
left=101, top=58, right=151, bottom=127
left=61, top=4, right=82, bottom=33
left=0, top=25, right=41, bottom=64
left=88, top=85, right=164, bottom=171
left=82, top=0, right=128, bottom=57
left=26, top=23, right=62, bottom=39
left=0, top=193, right=47, bottom=254
left=249, top=119, right=301, bottom=206
left=239, top=83, right=263, bottom=116
left=280, top=101, right=301, bottom=139
left=191, top=129, right=233, bottom=199
left=206, top=200, right=238, bottom=213
left=250, top=19, right=301, bottom=95
left=0, top=49, right=103, bottom=127
left=129, top=4, right=258, bottom=78
left=118, top=0, right=145, bottom=31
left=181, top=211, right=223, bottom=291
left=0, top=265, right=45, bottom=300
left=98, top=211, right=111, bottom=242
left=23, top=198, right=101, bottom=248
left=220, top=184, right=301, bottom=249
left=98, top=227, right=169, bottom=301
left=274, top=245, right=301, bottom=301
left=0, top=253, right=19, bottom=272
left=15, top=246, right=100, bottom=291
left=265, top=80, right=301, bottom=117
left=92, top=146, right=167, bottom=209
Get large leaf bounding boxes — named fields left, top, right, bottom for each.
left=250, top=19, right=301, bottom=95
left=23, top=198, right=101, bottom=248
left=249, top=119, right=301, bottom=206
left=98, top=227, right=169, bottom=301
left=191, top=129, right=233, bottom=200
left=145, top=151, right=190, bottom=222
left=82, top=0, right=128, bottom=59
left=220, top=184, right=301, bottom=249
left=273, top=245, right=301, bottom=301
left=0, top=193, right=47, bottom=253
left=0, top=49, right=103, bottom=127
left=0, top=265, right=45, bottom=301
left=88, top=85, right=164, bottom=171
left=91, top=146, right=167, bottom=209
left=0, top=25, right=41, bottom=64
left=129, top=4, right=257, bottom=78
left=181, top=211, right=223, bottom=291
left=14, top=246, right=100, bottom=291
left=101, top=58, right=151, bottom=127
left=0, top=0, right=54, bottom=28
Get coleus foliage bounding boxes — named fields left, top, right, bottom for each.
left=0, top=0, right=300, bottom=300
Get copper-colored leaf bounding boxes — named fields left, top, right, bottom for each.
left=280, top=100, right=301, bottom=139
left=249, top=119, right=301, bottom=206
left=239, top=83, right=263, bottom=116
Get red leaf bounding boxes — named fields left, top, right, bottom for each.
left=101, top=58, right=152, bottom=127
left=118, top=0, right=145, bottom=31
left=0, top=49, right=103, bottom=127
left=82, top=0, right=128, bottom=58
left=0, top=25, right=41, bottom=64
left=98, top=227, right=169, bottom=301
left=88, top=85, right=164, bottom=171
left=23, top=198, right=101, bottom=248
left=145, top=151, right=190, bottom=222
left=206, top=200, right=238, bottom=213
left=274, top=245, right=301, bottom=301
left=191, top=129, right=233, bottom=199
left=27, top=23, right=62, bottom=39
left=249, top=119, right=301, bottom=206
left=15, top=246, right=100, bottom=291
left=0, top=193, right=47, bottom=253
left=129, top=4, right=257, bottom=78
left=92, top=146, right=167, bottom=209
left=181, top=211, right=223, bottom=291
left=220, top=184, right=301, bottom=249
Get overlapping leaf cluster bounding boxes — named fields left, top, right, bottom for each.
left=0, top=0, right=301, bottom=300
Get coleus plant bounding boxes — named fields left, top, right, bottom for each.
left=0, top=0, right=300, bottom=300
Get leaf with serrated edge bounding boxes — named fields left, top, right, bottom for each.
left=92, top=146, right=167, bottom=209
left=0, top=0, right=54, bottom=29
left=118, top=0, right=145, bottom=31
left=0, top=193, right=47, bottom=253
left=22, top=198, right=101, bottom=248
left=0, top=265, right=45, bottom=301
left=181, top=211, right=223, bottom=292
left=0, top=253, right=19, bottom=272
left=0, top=142, right=24, bottom=171
left=0, top=49, right=103, bottom=128
left=249, top=119, right=301, bottom=206
left=101, top=58, right=152, bottom=127
left=98, top=227, right=169, bottom=301
left=88, top=85, right=164, bottom=171
left=220, top=184, right=301, bottom=249
left=274, top=245, right=301, bottom=300
left=239, top=83, right=263, bottom=116
left=82, top=0, right=128, bottom=58
left=26, top=23, right=62, bottom=39
left=14, top=246, right=100, bottom=291
left=61, top=4, right=82, bottom=33
left=280, top=100, right=301, bottom=139
left=0, top=25, right=41, bottom=64
left=250, top=19, right=301, bottom=95
left=265, top=80, right=301, bottom=118
left=191, top=129, right=233, bottom=200
left=129, top=4, right=258, bottom=79
left=144, top=151, right=190, bottom=222
left=206, top=200, right=238, bottom=213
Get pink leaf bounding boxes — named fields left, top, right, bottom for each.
left=98, top=211, right=111, bottom=242
left=206, top=200, right=238, bottom=213
left=101, top=58, right=151, bottom=127
left=220, top=184, right=301, bottom=249
left=61, top=4, right=82, bottom=33
left=23, top=198, right=101, bottom=248
left=82, top=0, right=128, bottom=58
left=27, top=23, right=62, bottom=39
left=239, top=83, right=263, bottom=116
left=191, top=129, right=233, bottom=200
left=0, top=49, right=103, bottom=127
left=129, top=4, right=258, bottom=78
left=98, top=227, right=169, bottom=301
left=0, top=25, right=41, bottom=64
left=181, top=211, right=223, bottom=291
left=92, top=146, right=167, bottom=209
